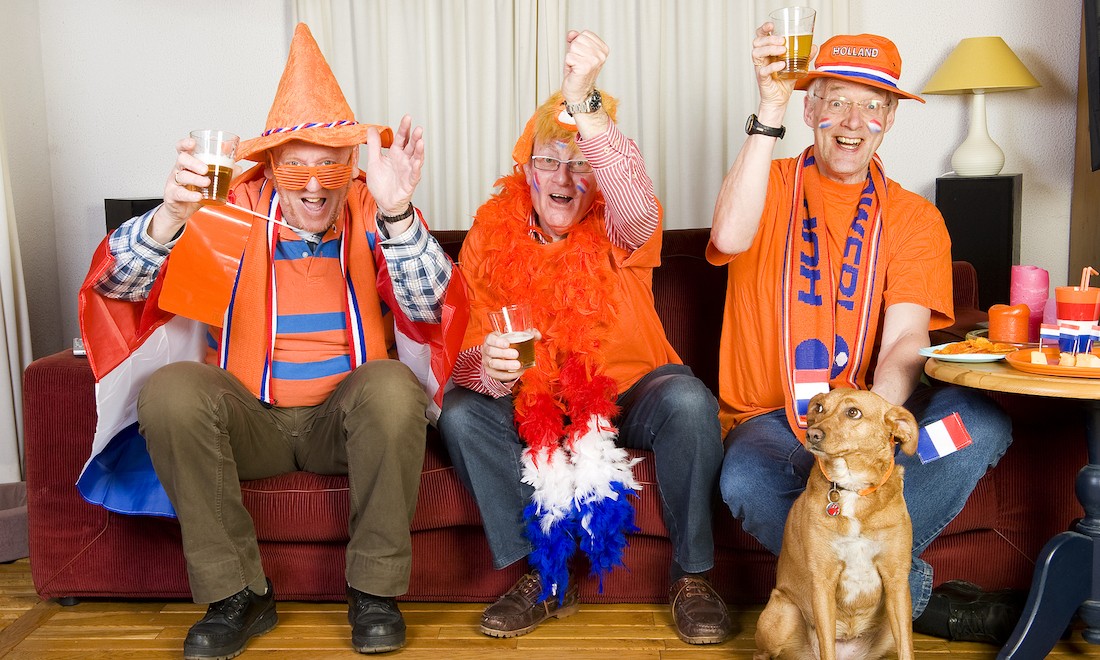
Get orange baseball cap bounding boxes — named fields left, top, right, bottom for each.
left=794, top=33, right=924, bottom=103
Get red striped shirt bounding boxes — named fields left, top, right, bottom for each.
left=453, top=120, right=659, bottom=396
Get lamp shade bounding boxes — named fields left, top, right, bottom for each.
left=922, top=37, right=1040, bottom=176
left=922, top=36, right=1040, bottom=94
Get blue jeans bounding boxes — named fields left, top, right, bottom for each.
left=438, top=363, right=724, bottom=575
left=719, top=384, right=1012, bottom=617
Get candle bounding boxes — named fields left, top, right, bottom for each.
left=988, top=304, right=1030, bottom=343
left=1010, top=265, right=1049, bottom=342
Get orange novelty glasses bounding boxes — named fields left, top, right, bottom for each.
left=271, top=161, right=355, bottom=190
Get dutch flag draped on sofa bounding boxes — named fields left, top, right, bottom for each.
left=76, top=199, right=467, bottom=517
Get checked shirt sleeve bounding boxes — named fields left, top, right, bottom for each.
left=378, top=214, right=453, bottom=324
left=92, top=207, right=177, bottom=301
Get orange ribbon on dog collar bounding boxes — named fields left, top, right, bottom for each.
left=817, top=455, right=895, bottom=517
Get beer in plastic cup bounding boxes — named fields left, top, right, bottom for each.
left=769, top=7, right=816, bottom=80
left=500, top=330, right=536, bottom=369
left=188, top=129, right=239, bottom=205
left=488, top=304, right=537, bottom=370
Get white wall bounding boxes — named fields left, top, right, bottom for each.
left=854, top=0, right=1082, bottom=290
left=29, top=0, right=292, bottom=352
left=5, top=0, right=1088, bottom=351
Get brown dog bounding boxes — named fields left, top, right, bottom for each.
left=754, top=388, right=920, bottom=660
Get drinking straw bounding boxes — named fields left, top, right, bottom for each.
left=501, top=306, right=513, bottom=333
left=227, top=202, right=297, bottom=231
left=1081, top=266, right=1099, bottom=291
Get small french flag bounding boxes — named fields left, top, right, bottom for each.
left=917, top=412, right=973, bottom=464
left=1040, top=324, right=1061, bottom=347
left=794, top=368, right=830, bottom=420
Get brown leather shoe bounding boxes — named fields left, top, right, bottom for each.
left=669, top=575, right=732, bottom=644
left=480, top=572, right=579, bottom=638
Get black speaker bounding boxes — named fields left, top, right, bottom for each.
left=934, top=174, right=1022, bottom=311
left=104, top=198, right=162, bottom=234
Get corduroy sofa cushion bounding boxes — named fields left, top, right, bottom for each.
left=24, top=229, right=1085, bottom=607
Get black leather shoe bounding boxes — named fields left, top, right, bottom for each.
left=913, top=580, right=1025, bottom=645
left=184, top=579, right=277, bottom=659
left=347, top=586, right=406, bottom=653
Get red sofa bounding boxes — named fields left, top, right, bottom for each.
left=25, top=228, right=1085, bottom=605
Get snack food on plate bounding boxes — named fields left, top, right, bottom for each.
left=934, top=337, right=1015, bottom=355
left=1059, top=352, right=1100, bottom=368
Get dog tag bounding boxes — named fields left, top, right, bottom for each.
left=825, top=484, right=841, bottom=517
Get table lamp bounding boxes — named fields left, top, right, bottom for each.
left=922, top=36, right=1040, bottom=177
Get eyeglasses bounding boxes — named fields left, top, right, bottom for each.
left=810, top=93, right=892, bottom=118
left=530, top=156, right=593, bottom=174
left=271, top=162, right=355, bottom=190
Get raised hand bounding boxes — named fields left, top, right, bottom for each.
left=147, top=137, right=207, bottom=245
left=752, top=22, right=801, bottom=111
left=364, top=114, right=424, bottom=217
left=561, top=30, right=609, bottom=106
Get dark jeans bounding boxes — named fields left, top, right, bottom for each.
left=438, top=363, right=724, bottom=575
left=139, top=360, right=428, bottom=603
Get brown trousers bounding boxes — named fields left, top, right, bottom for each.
left=138, top=359, right=428, bottom=603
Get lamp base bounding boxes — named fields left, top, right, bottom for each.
left=952, top=137, right=1005, bottom=176
left=951, top=90, right=1006, bottom=177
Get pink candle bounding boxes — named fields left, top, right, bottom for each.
left=1010, top=265, right=1049, bottom=342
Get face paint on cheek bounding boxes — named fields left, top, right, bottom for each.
left=867, top=119, right=883, bottom=134
left=575, top=178, right=589, bottom=195
left=532, top=173, right=541, bottom=194
left=817, top=120, right=833, bottom=129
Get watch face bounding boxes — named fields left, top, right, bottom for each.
left=746, top=115, right=755, bottom=133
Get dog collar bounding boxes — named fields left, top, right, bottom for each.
left=817, top=455, right=895, bottom=517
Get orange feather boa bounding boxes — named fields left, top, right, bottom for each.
left=468, top=170, right=621, bottom=451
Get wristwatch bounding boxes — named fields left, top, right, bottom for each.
left=745, top=114, right=785, bottom=139
left=378, top=203, right=414, bottom=224
left=565, top=89, right=603, bottom=116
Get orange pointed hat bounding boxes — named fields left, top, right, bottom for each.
left=237, top=23, right=394, bottom=162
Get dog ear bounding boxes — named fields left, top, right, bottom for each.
left=885, top=405, right=920, bottom=455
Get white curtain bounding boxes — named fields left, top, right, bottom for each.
left=0, top=102, right=33, bottom=484
left=294, top=0, right=846, bottom=230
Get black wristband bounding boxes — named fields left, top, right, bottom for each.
left=378, top=203, right=414, bottom=223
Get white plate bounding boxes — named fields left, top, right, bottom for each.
left=919, top=343, right=1008, bottom=362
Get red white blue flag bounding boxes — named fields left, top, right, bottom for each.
left=793, top=368, right=831, bottom=422
left=917, top=412, right=972, bottom=464
left=76, top=221, right=466, bottom=517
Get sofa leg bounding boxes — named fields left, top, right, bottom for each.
left=57, top=597, right=79, bottom=606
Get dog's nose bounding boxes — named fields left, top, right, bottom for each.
left=806, top=427, right=824, bottom=445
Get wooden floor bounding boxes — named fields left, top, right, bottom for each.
left=0, top=558, right=1097, bottom=659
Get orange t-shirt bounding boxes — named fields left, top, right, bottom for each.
left=706, top=158, right=954, bottom=434
left=459, top=222, right=680, bottom=394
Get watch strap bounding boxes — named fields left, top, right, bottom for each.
left=378, top=203, right=414, bottom=223
left=565, top=89, right=602, bottom=116
left=746, top=114, right=785, bottom=139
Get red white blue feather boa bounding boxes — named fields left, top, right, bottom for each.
left=470, top=171, right=641, bottom=602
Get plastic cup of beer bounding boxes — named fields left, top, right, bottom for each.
left=768, top=7, right=816, bottom=80
left=1055, top=285, right=1100, bottom=329
left=188, top=129, right=239, bottom=205
left=488, top=304, right=536, bottom=370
